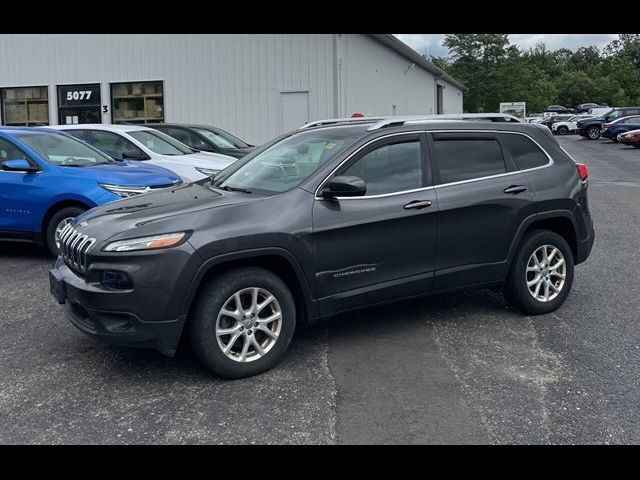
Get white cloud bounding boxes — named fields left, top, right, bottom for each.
left=395, top=34, right=620, bottom=58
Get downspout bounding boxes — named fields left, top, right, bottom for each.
left=332, top=34, right=339, bottom=118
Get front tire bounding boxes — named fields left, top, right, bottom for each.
left=503, top=229, right=574, bottom=315
left=188, top=267, right=296, bottom=379
left=587, top=126, right=601, bottom=140
left=46, top=206, right=86, bottom=256
left=557, top=126, right=569, bottom=135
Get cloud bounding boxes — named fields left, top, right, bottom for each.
left=395, top=34, right=619, bottom=58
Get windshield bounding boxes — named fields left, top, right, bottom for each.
left=195, top=127, right=249, bottom=149
left=14, top=132, right=115, bottom=167
left=212, top=127, right=365, bottom=194
left=128, top=130, right=193, bottom=155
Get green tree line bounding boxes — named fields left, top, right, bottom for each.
left=430, top=34, right=640, bottom=114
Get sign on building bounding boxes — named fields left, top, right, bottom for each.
left=499, top=102, right=526, bottom=120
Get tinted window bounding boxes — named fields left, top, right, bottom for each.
left=127, top=130, right=192, bottom=155
left=434, top=139, right=506, bottom=184
left=87, top=130, right=144, bottom=160
left=342, top=140, right=422, bottom=195
left=502, top=134, right=549, bottom=170
left=0, top=137, right=31, bottom=162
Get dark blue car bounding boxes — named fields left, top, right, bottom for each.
left=601, top=115, right=640, bottom=142
left=0, top=127, right=181, bottom=254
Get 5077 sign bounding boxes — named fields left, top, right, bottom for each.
left=58, top=85, right=100, bottom=106
left=66, top=90, right=92, bottom=101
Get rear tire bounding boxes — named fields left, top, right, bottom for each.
left=503, top=229, right=574, bottom=315
left=188, top=267, right=296, bottom=379
left=45, top=207, right=85, bottom=256
left=587, top=126, right=601, bottom=140
left=557, top=126, right=569, bottom=135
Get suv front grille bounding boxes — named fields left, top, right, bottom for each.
left=58, top=224, right=96, bottom=274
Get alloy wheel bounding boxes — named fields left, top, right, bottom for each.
left=526, top=245, right=566, bottom=303
left=215, top=287, right=282, bottom=362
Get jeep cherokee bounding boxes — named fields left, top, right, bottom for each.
left=49, top=117, right=595, bottom=379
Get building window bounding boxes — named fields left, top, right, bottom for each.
left=110, top=81, right=164, bottom=124
left=57, top=84, right=102, bottom=125
left=1, top=86, right=49, bottom=126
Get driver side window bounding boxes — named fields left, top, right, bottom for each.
left=87, top=130, right=144, bottom=160
left=341, top=139, right=423, bottom=196
left=0, top=137, right=31, bottom=163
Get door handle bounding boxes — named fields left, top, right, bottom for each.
left=504, top=185, right=528, bottom=194
left=403, top=200, right=432, bottom=210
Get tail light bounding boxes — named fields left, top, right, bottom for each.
left=577, top=163, right=588, bottom=181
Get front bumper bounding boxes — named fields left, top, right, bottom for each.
left=49, top=252, right=194, bottom=351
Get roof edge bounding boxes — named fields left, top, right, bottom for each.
left=368, top=34, right=467, bottom=91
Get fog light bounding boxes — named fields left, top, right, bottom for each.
left=100, top=271, right=133, bottom=290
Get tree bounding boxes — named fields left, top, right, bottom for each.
left=432, top=34, right=640, bottom=113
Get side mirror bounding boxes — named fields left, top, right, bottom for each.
left=1, top=159, right=36, bottom=173
left=121, top=150, right=148, bottom=161
left=321, top=175, right=366, bottom=198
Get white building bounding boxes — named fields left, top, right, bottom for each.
left=0, top=34, right=464, bottom=145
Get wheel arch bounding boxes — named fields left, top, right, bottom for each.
left=181, top=248, right=319, bottom=326
left=40, top=199, right=92, bottom=243
left=508, top=211, right=579, bottom=269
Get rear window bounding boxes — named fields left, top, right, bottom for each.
left=502, top=134, right=549, bottom=170
left=434, top=138, right=506, bottom=184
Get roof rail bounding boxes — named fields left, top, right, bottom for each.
left=366, top=113, right=523, bottom=131
left=299, top=116, right=386, bottom=130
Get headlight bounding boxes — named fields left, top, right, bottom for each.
left=195, top=167, right=220, bottom=178
left=103, top=232, right=188, bottom=252
left=99, top=183, right=150, bottom=198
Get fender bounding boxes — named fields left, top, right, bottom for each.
left=179, top=247, right=319, bottom=322
left=505, top=209, right=579, bottom=270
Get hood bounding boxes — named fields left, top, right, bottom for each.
left=57, top=160, right=181, bottom=187
left=73, top=182, right=263, bottom=240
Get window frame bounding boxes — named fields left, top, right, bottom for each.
left=428, top=132, right=515, bottom=186
left=109, top=80, right=164, bottom=125
left=318, top=132, right=430, bottom=199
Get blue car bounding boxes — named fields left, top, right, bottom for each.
left=601, top=115, right=640, bottom=142
left=0, top=127, right=181, bottom=254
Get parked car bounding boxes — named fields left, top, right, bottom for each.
left=601, top=115, right=640, bottom=142
left=50, top=124, right=237, bottom=182
left=576, top=103, right=603, bottom=113
left=0, top=127, right=182, bottom=255
left=577, top=107, right=640, bottom=140
left=588, top=107, right=614, bottom=117
left=49, top=116, right=594, bottom=379
left=525, top=113, right=543, bottom=123
left=544, top=114, right=574, bottom=131
left=618, top=129, right=640, bottom=148
left=545, top=105, right=575, bottom=114
left=551, top=114, right=593, bottom=135
left=148, top=124, right=256, bottom=159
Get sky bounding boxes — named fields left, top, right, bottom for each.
left=395, top=34, right=620, bottom=59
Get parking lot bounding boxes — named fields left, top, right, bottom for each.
left=0, top=134, right=638, bottom=444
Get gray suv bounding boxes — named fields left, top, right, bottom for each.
left=49, top=117, right=595, bottom=378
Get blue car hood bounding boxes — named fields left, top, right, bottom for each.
left=56, top=160, right=181, bottom=187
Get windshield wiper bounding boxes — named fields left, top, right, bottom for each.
left=218, top=185, right=252, bottom=194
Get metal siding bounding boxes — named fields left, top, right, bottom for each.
left=0, top=34, right=460, bottom=144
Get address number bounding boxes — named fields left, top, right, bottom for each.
left=66, top=90, right=92, bottom=101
